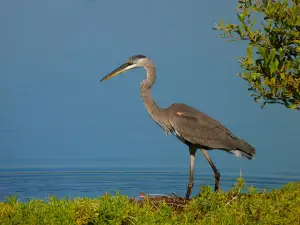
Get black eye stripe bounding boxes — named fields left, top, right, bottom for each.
left=128, top=55, right=147, bottom=62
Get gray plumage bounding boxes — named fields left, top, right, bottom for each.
left=167, top=103, right=255, bottom=159
left=100, top=54, right=256, bottom=199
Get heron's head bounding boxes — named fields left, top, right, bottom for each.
left=100, top=55, right=149, bottom=82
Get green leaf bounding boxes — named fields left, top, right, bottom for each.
left=296, top=16, right=300, bottom=26
left=247, top=44, right=253, bottom=57
left=237, top=13, right=245, bottom=22
left=270, top=59, right=279, bottom=74
left=257, top=46, right=265, bottom=57
left=251, top=17, right=256, bottom=27
left=242, top=71, right=251, bottom=79
left=267, top=48, right=276, bottom=65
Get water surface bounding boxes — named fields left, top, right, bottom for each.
left=1, top=158, right=299, bottom=202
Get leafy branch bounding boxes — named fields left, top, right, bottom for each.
left=213, top=0, right=300, bottom=110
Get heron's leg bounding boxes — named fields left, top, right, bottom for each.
left=201, top=149, right=220, bottom=191
left=186, top=146, right=197, bottom=199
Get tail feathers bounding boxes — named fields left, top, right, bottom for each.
left=230, top=138, right=256, bottom=160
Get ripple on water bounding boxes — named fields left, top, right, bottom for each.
left=0, top=169, right=299, bottom=202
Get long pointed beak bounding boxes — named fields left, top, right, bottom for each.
left=100, top=62, right=131, bottom=82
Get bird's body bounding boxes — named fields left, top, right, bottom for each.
left=100, top=54, right=256, bottom=199
left=167, top=103, right=255, bottom=159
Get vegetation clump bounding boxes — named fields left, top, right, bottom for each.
left=0, top=180, right=299, bottom=225
left=214, top=0, right=300, bottom=110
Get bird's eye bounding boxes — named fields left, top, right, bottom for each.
left=128, top=61, right=133, bottom=65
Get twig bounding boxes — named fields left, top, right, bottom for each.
left=225, top=195, right=238, bottom=206
left=149, top=201, right=161, bottom=213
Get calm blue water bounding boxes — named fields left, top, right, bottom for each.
left=1, top=158, right=299, bottom=202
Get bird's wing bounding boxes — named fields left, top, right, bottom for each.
left=167, top=103, right=236, bottom=149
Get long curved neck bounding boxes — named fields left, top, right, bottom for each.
left=140, top=60, right=169, bottom=133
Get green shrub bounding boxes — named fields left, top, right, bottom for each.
left=1, top=181, right=299, bottom=225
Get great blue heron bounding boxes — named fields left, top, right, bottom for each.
left=100, top=55, right=256, bottom=199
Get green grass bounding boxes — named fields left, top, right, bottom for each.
left=1, top=179, right=299, bottom=225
